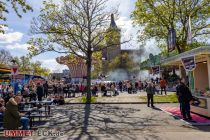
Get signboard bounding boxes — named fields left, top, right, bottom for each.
left=181, top=56, right=196, bottom=71
left=152, top=65, right=160, bottom=75
left=11, top=66, right=18, bottom=75
left=168, top=28, right=176, bottom=52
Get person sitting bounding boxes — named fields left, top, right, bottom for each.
left=58, top=96, right=65, bottom=105
left=46, top=94, right=54, bottom=101
left=4, top=92, right=14, bottom=104
left=3, top=96, right=29, bottom=130
left=53, top=95, right=65, bottom=105
left=0, top=98, right=5, bottom=128
left=53, top=95, right=59, bottom=105
left=21, top=86, right=29, bottom=98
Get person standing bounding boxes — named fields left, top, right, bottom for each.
left=119, top=81, right=123, bottom=93
left=43, top=81, right=49, bottom=98
left=36, top=83, right=44, bottom=101
left=176, top=79, right=193, bottom=120
left=146, top=82, right=155, bottom=108
left=160, top=78, right=167, bottom=95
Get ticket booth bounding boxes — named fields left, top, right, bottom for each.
left=161, top=46, right=210, bottom=117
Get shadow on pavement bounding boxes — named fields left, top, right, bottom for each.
left=35, top=104, right=210, bottom=140
left=37, top=104, right=163, bottom=140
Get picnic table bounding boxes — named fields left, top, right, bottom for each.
left=20, top=100, right=54, bottom=128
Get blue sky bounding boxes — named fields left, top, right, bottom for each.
left=0, top=0, right=159, bottom=72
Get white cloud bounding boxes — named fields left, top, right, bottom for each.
left=5, top=43, right=29, bottom=50
left=0, top=32, right=23, bottom=43
left=35, top=59, right=68, bottom=72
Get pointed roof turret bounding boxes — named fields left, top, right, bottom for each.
left=110, top=14, right=117, bottom=28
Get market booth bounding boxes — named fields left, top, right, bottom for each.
left=161, top=46, right=210, bottom=117
left=0, top=67, right=11, bottom=84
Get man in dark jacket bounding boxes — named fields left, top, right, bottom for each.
left=176, top=79, right=193, bottom=120
left=37, top=83, right=44, bottom=101
left=146, top=82, right=155, bottom=108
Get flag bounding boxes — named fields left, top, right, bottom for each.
left=187, top=16, right=192, bottom=44
left=168, top=28, right=176, bottom=52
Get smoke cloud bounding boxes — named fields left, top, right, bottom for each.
left=107, top=69, right=129, bottom=81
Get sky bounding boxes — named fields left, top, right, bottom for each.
left=0, top=0, right=160, bottom=72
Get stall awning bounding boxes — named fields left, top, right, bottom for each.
left=161, top=46, right=210, bottom=65
left=0, top=67, right=11, bottom=74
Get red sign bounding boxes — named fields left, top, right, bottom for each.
left=11, top=66, right=18, bottom=75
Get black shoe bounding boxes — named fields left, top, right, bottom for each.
left=147, top=105, right=150, bottom=107
left=188, top=117, right=192, bottom=120
left=151, top=106, right=155, bottom=108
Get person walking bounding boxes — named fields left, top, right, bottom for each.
left=176, top=79, right=193, bottom=120
left=146, top=82, right=155, bottom=108
left=160, top=78, right=167, bottom=95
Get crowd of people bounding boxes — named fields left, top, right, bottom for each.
left=0, top=80, right=67, bottom=130
left=0, top=75, right=195, bottom=130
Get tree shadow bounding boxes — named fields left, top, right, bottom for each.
left=35, top=104, right=163, bottom=140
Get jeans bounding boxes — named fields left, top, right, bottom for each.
left=20, top=117, right=29, bottom=130
left=161, top=86, right=167, bottom=95
left=147, top=94, right=154, bottom=107
left=180, top=102, right=191, bottom=119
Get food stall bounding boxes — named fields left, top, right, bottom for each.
left=161, top=46, right=210, bottom=117
left=0, top=67, right=11, bottom=84
left=13, top=74, right=46, bottom=85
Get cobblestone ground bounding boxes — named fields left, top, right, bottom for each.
left=19, top=104, right=210, bottom=140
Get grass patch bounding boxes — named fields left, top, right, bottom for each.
left=81, top=96, right=97, bottom=103
left=139, top=93, right=178, bottom=103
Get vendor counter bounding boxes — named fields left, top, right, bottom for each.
left=191, top=95, right=210, bottom=117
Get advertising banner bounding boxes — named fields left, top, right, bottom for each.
left=168, top=28, right=176, bottom=52
left=181, top=56, right=196, bottom=71
left=152, top=65, right=160, bottom=75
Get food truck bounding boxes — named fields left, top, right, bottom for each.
left=161, top=46, right=210, bottom=117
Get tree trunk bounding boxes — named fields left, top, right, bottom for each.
left=86, top=51, right=92, bottom=103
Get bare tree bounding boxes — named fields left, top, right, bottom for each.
left=28, top=0, right=129, bottom=102
left=0, top=49, right=12, bottom=67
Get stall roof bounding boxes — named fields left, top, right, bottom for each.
left=0, top=67, right=11, bottom=74
left=161, top=46, right=210, bottom=65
